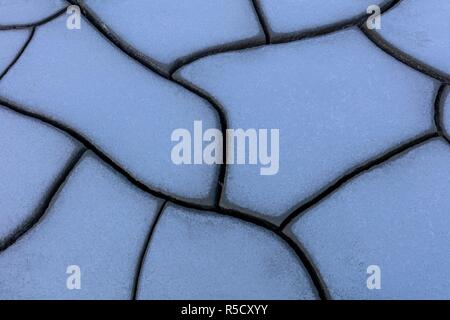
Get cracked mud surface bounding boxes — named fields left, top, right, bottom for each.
left=0, top=0, right=449, bottom=300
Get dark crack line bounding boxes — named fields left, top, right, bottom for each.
left=251, top=0, right=271, bottom=44
left=360, top=26, right=450, bottom=84
left=210, top=207, right=331, bottom=299
left=276, top=231, right=329, bottom=300
left=280, top=132, right=439, bottom=230
left=434, top=84, right=448, bottom=136
left=0, top=27, right=35, bottom=81
left=0, top=7, right=67, bottom=31
left=66, top=0, right=169, bottom=78
left=0, top=148, right=86, bottom=253
left=132, top=200, right=168, bottom=300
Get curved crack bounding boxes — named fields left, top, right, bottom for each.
left=434, top=84, right=448, bottom=136
left=167, top=37, right=266, bottom=76
left=436, top=85, right=450, bottom=144
left=0, top=148, right=86, bottom=252
left=132, top=200, right=168, bottom=300
left=0, top=99, right=326, bottom=298
left=280, top=131, right=439, bottom=230
left=64, top=0, right=228, bottom=208
left=251, top=0, right=270, bottom=44
left=170, top=0, right=401, bottom=73
left=0, top=7, right=67, bottom=31
left=0, top=27, right=34, bottom=81
left=252, top=0, right=401, bottom=45
left=0, top=97, right=218, bottom=210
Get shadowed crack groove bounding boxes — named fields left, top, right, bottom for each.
left=0, top=27, right=35, bottom=81
left=0, top=148, right=86, bottom=253
left=434, top=84, right=450, bottom=144
left=360, top=26, right=450, bottom=84
left=213, top=205, right=330, bottom=299
left=0, top=7, right=67, bottom=31
left=280, top=132, right=439, bottom=230
left=132, top=200, right=168, bottom=300
left=167, top=38, right=266, bottom=76
left=434, top=84, right=447, bottom=136
left=170, top=76, right=228, bottom=208
left=251, top=0, right=270, bottom=44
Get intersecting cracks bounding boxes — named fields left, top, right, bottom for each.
left=0, top=148, right=86, bottom=253
left=252, top=0, right=402, bottom=45
left=250, top=0, right=270, bottom=44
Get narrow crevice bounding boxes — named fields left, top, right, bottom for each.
left=280, top=132, right=439, bottom=230
left=170, top=76, right=228, bottom=208
left=132, top=200, right=168, bottom=300
left=0, top=27, right=35, bottom=81
left=192, top=203, right=329, bottom=299
left=434, top=84, right=447, bottom=135
left=0, top=7, right=67, bottom=31
left=0, top=148, right=86, bottom=253
left=276, top=231, right=330, bottom=300
left=167, top=37, right=266, bottom=76
left=360, top=26, right=450, bottom=84
left=66, top=0, right=229, bottom=207
left=200, top=206, right=331, bottom=300
left=251, top=0, right=271, bottom=44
